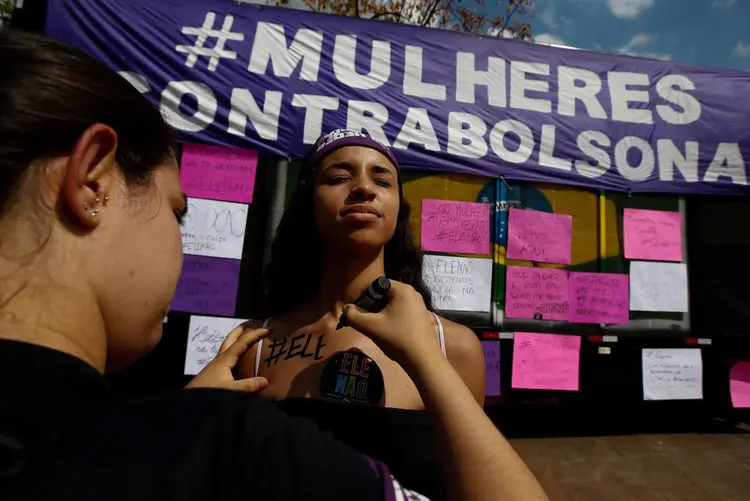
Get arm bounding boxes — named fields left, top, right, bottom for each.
left=407, top=353, right=548, bottom=501
left=441, top=319, right=486, bottom=405
left=344, top=282, right=549, bottom=501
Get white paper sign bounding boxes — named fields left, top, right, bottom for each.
left=184, top=315, right=247, bottom=375
left=422, top=255, right=492, bottom=312
left=642, top=348, right=703, bottom=400
left=629, top=261, right=688, bottom=312
left=181, top=198, right=248, bottom=259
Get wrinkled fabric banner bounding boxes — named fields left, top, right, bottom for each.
left=45, top=0, right=750, bottom=195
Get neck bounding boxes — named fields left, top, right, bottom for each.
left=316, top=245, right=386, bottom=319
left=0, top=261, right=107, bottom=374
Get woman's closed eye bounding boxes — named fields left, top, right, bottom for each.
left=329, top=175, right=352, bottom=184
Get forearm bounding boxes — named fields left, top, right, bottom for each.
left=408, top=355, right=549, bottom=501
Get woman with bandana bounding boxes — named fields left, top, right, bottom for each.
left=237, top=129, right=487, bottom=500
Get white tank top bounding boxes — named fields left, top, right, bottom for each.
left=253, top=313, right=447, bottom=377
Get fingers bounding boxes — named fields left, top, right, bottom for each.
left=384, top=279, right=406, bottom=300
left=220, top=328, right=270, bottom=365
left=218, top=324, right=246, bottom=354
left=232, top=377, right=269, bottom=393
left=342, top=304, right=382, bottom=337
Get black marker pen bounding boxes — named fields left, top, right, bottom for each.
left=336, top=276, right=391, bottom=330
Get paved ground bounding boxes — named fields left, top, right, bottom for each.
left=510, top=432, right=750, bottom=501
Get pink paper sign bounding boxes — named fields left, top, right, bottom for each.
left=729, top=362, right=750, bottom=409
left=569, top=272, right=629, bottom=325
left=506, top=208, right=573, bottom=265
left=180, top=143, right=258, bottom=204
left=623, top=208, right=682, bottom=262
left=512, top=333, right=581, bottom=391
left=481, top=341, right=501, bottom=396
left=421, top=199, right=490, bottom=255
left=505, top=266, right=569, bottom=321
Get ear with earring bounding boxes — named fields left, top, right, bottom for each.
left=83, top=194, right=107, bottom=217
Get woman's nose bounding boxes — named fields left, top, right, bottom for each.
left=348, top=176, right=376, bottom=201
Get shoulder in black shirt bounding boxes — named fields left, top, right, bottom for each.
left=0, top=340, right=428, bottom=501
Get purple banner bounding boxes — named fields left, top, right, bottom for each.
left=171, top=255, right=241, bottom=316
left=46, top=0, right=750, bottom=195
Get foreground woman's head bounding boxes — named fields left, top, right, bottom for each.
left=263, top=129, right=432, bottom=316
left=0, top=30, right=185, bottom=371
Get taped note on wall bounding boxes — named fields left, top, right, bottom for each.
left=423, top=255, right=492, bottom=312
left=729, top=362, right=750, bottom=409
left=421, top=199, right=490, bottom=255
left=629, top=261, right=688, bottom=312
left=171, top=255, right=241, bottom=316
left=624, top=208, right=682, bottom=262
left=505, top=266, right=569, bottom=321
left=181, top=198, right=248, bottom=260
left=511, top=333, right=581, bottom=391
left=481, top=341, right=501, bottom=396
left=506, top=208, right=572, bottom=265
left=185, top=315, right=248, bottom=375
left=568, top=272, right=629, bottom=324
left=642, top=348, right=703, bottom=401
left=180, top=143, right=258, bottom=204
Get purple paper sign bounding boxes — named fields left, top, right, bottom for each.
left=481, top=341, right=501, bottom=396
left=421, top=199, right=491, bottom=255
left=171, top=255, right=241, bottom=316
left=180, top=143, right=258, bottom=204
left=45, top=0, right=750, bottom=196
left=506, top=209, right=573, bottom=265
left=505, top=266, right=569, bottom=321
left=568, top=272, right=629, bottom=325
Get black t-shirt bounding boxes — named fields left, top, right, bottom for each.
left=279, top=398, right=445, bottom=501
left=0, top=340, right=430, bottom=501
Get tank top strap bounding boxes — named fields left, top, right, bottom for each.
left=253, top=318, right=271, bottom=377
left=433, top=313, right=447, bottom=357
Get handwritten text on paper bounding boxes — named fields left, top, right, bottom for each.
left=180, top=198, right=248, bottom=260
left=184, top=316, right=248, bottom=375
left=511, top=333, right=581, bottom=391
left=171, top=255, right=241, bottom=316
left=623, top=208, right=682, bottom=262
left=421, top=199, right=490, bottom=255
left=629, top=261, right=688, bottom=312
left=423, top=255, right=492, bottom=312
left=642, top=348, right=703, bottom=401
left=506, top=209, right=573, bottom=265
left=505, top=266, right=569, bottom=321
left=568, top=272, right=629, bottom=325
left=481, top=341, right=501, bottom=396
left=180, top=143, right=258, bottom=204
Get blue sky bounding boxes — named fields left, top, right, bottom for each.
left=522, top=0, right=750, bottom=71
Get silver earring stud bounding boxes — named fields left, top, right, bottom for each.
left=83, top=203, right=88, bottom=210
left=91, top=210, right=98, bottom=216
left=96, top=197, right=100, bottom=203
left=104, top=196, right=109, bottom=203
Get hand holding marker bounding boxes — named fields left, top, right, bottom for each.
left=336, top=277, right=391, bottom=330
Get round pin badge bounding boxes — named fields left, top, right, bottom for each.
left=320, top=350, right=384, bottom=405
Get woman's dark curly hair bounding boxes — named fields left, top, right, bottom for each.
left=261, top=168, right=434, bottom=317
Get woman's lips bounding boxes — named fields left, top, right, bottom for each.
left=340, top=204, right=382, bottom=221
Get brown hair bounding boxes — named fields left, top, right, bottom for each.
left=0, top=29, right=175, bottom=215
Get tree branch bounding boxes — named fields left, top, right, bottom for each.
left=499, top=0, right=524, bottom=33
left=420, top=0, right=441, bottom=27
